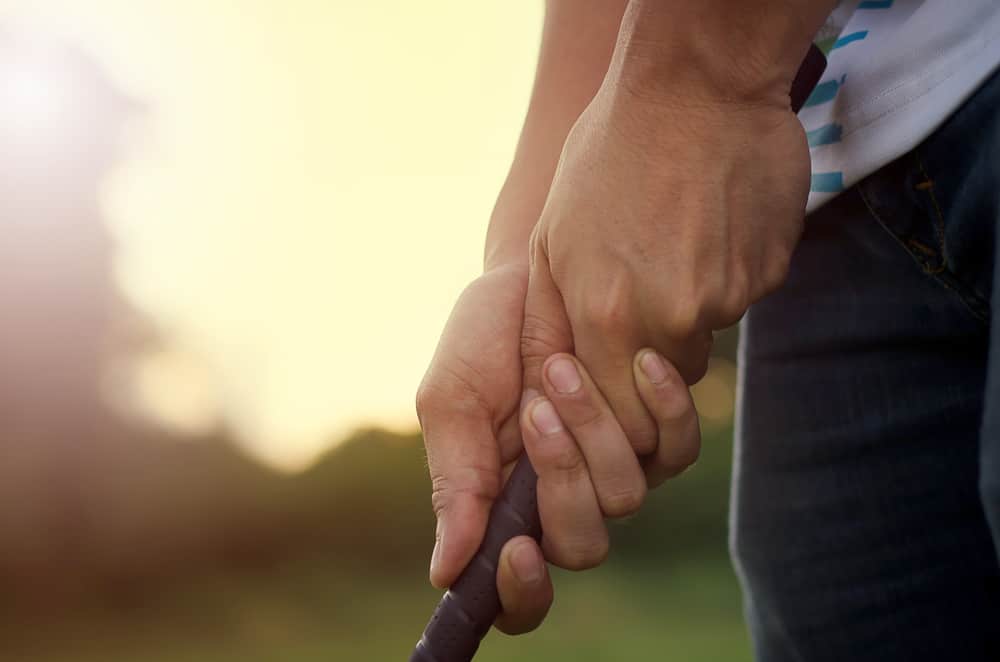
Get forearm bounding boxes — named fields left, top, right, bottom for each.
left=485, top=0, right=834, bottom=272
left=484, top=0, right=628, bottom=272
left=610, top=0, right=837, bottom=109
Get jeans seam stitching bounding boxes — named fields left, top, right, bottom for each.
left=914, top=150, right=993, bottom=320
left=914, top=154, right=950, bottom=269
left=856, top=178, right=990, bottom=326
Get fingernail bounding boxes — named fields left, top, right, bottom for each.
left=520, top=388, right=541, bottom=414
left=639, top=350, right=669, bottom=385
left=530, top=399, right=564, bottom=435
left=510, top=541, right=544, bottom=585
left=547, top=358, right=581, bottom=394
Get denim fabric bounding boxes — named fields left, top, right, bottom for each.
left=732, top=69, right=1000, bottom=662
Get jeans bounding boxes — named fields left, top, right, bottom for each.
left=732, top=69, right=1000, bottom=661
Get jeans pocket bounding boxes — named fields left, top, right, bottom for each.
left=854, top=71, right=1000, bottom=326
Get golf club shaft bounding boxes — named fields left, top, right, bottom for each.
left=409, top=43, right=827, bottom=662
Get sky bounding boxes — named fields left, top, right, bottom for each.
left=0, top=1, right=544, bottom=470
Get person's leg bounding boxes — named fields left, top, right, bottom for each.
left=977, top=89, right=1000, bottom=565
left=732, top=70, right=1000, bottom=662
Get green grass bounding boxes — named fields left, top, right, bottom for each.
left=7, top=557, right=751, bottom=662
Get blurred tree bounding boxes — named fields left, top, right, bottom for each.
left=0, top=27, right=142, bottom=598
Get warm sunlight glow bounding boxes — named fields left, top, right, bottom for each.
left=1, top=65, right=70, bottom=130
left=0, top=36, right=83, bottom=144
left=0, top=1, right=543, bottom=470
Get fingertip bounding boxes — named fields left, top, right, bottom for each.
left=429, top=536, right=456, bottom=590
left=428, top=500, right=491, bottom=589
left=519, top=388, right=541, bottom=418
left=428, top=534, right=469, bottom=590
left=429, top=530, right=445, bottom=588
left=531, top=398, right=566, bottom=437
left=521, top=394, right=562, bottom=442
left=508, top=537, right=546, bottom=586
left=496, top=537, right=553, bottom=635
left=635, top=348, right=673, bottom=387
left=542, top=526, right=610, bottom=571
left=541, top=351, right=575, bottom=371
left=542, top=353, right=583, bottom=396
left=634, top=349, right=691, bottom=418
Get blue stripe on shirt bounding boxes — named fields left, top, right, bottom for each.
left=832, top=30, right=868, bottom=50
left=807, top=123, right=843, bottom=147
left=804, top=77, right=845, bottom=107
left=858, top=0, right=894, bottom=9
left=811, top=172, right=845, bottom=193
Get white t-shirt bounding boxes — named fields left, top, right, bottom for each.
left=803, top=0, right=1000, bottom=213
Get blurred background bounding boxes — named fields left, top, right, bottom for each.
left=0, top=2, right=752, bottom=660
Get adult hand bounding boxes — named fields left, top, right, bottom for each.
left=516, top=57, right=809, bottom=572
left=496, top=346, right=700, bottom=634
left=417, top=264, right=557, bottom=634
left=521, top=74, right=809, bottom=459
left=416, top=262, right=700, bottom=635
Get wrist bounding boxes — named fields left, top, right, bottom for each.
left=612, top=0, right=834, bottom=110
left=484, top=195, right=540, bottom=273
left=484, top=218, right=532, bottom=272
left=484, top=248, right=531, bottom=275
left=483, top=226, right=531, bottom=276
left=480, top=262, right=530, bottom=300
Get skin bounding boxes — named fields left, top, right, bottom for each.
left=417, top=0, right=837, bottom=636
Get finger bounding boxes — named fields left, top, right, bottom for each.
left=573, top=332, right=660, bottom=456
left=542, top=353, right=646, bottom=518
left=656, top=328, right=714, bottom=386
left=496, top=411, right=524, bottom=467
left=520, top=243, right=573, bottom=398
left=568, top=284, right=658, bottom=454
left=417, top=383, right=503, bottom=589
left=497, top=387, right=546, bottom=484
left=495, top=536, right=554, bottom=635
left=633, top=349, right=702, bottom=487
left=521, top=395, right=609, bottom=570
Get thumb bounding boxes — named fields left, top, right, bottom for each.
left=419, top=387, right=503, bottom=589
left=520, top=248, right=573, bottom=398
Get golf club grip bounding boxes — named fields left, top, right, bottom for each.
left=410, top=455, right=541, bottom=662
left=409, top=44, right=826, bottom=662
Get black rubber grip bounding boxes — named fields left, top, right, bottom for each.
left=409, top=44, right=826, bottom=662
left=410, top=456, right=540, bottom=662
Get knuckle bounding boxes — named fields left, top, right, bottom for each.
left=656, top=270, right=705, bottom=337
left=567, top=401, right=604, bottom=433
left=416, top=365, right=492, bottom=422
left=429, top=465, right=501, bottom=517
left=716, top=275, right=750, bottom=327
left=581, top=298, right=628, bottom=335
left=429, top=478, right=452, bottom=517
left=661, top=301, right=701, bottom=339
left=577, top=271, right=635, bottom=336
left=580, top=290, right=632, bottom=335
left=546, top=445, right=588, bottom=479
left=762, top=251, right=792, bottom=294
left=521, top=311, right=565, bottom=366
left=683, top=346, right=712, bottom=386
left=414, top=380, right=440, bottom=419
